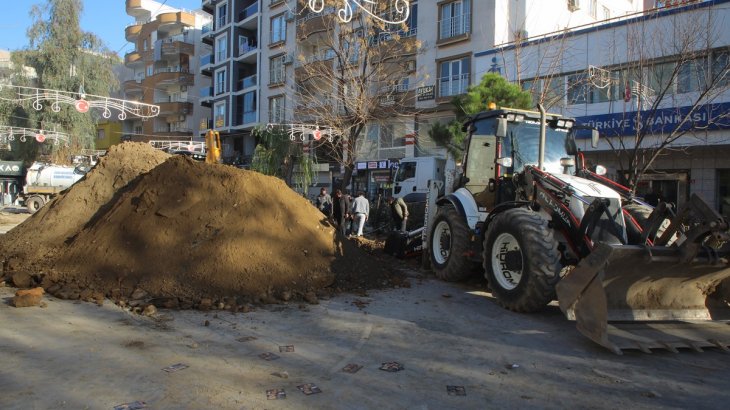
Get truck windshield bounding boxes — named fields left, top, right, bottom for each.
left=502, top=121, right=570, bottom=174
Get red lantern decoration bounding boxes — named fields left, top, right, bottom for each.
left=35, top=133, right=46, bottom=143
left=75, top=99, right=89, bottom=113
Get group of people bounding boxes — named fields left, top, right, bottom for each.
left=315, top=187, right=409, bottom=237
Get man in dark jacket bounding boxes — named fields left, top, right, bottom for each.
left=315, top=187, right=332, bottom=217
left=332, top=189, right=351, bottom=236
left=388, top=196, right=409, bottom=232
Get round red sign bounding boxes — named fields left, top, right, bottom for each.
left=75, top=99, right=90, bottom=113
left=35, top=133, right=46, bottom=143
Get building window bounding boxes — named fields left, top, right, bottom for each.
left=269, top=55, right=285, bottom=85
left=214, top=102, right=226, bottom=128
left=589, top=0, right=598, bottom=18
left=678, top=57, right=707, bottom=94
left=712, top=51, right=730, bottom=87
left=270, top=14, right=286, bottom=44
left=602, top=6, right=610, bottom=20
left=269, top=95, right=285, bottom=123
left=567, top=73, right=589, bottom=104
left=146, top=64, right=153, bottom=77
left=216, top=34, right=228, bottom=62
left=438, top=57, right=470, bottom=98
left=215, top=69, right=227, bottom=95
left=216, top=2, right=228, bottom=28
left=648, top=61, right=675, bottom=95
left=439, top=0, right=471, bottom=40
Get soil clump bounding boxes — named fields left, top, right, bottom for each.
left=0, top=142, right=401, bottom=308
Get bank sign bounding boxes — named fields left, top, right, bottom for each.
left=0, top=161, right=24, bottom=177
left=574, top=102, right=730, bottom=138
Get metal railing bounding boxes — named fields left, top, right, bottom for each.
left=438, top=73, right=469, bottom=97
left=439, top=14, right=470, bottom=40
left=239, top=2, right=259, bottom=20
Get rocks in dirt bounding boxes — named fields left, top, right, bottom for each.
left=142, top=304, right=157, bottom=317
left=304, top=291, right=319, bottom=305
left=11, top=272, right=32, bottom=288
left=13, top=287, right=44, bottom=307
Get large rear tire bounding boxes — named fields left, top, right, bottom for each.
left=483, top=208, right=561, bottom=312
left=26, top=196, right=45, bottom=214
left=429, top=205, right=472, bottom=281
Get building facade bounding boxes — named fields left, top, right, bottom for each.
left=124, top=0, right=212, bottom=143
left=474, top=0, right=730, bottom=213
left=198, top=0, right=643, bottom=193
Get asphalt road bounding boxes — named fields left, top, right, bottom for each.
left=1, top=270, right=729, bottom=410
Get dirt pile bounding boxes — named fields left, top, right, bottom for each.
left=1, top=143, right=400, bottom=308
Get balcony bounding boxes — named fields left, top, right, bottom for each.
left=202, top=0, right=216, bottom=14
left=202, top=23, right=214, bottom=45
left=237, top=40, right=257, bottom=63
left=161, top=40, right=195, bottom=58
left=123, top=79, right=144, bottom=95
left=157, top=11, right=196, bottom=32
left=236, top=74, right=257, bottom=92
left=125, top=0, right=148, bottom=18
left=200, top=87, right=214, bottom=106
left=242, top=111, right=257, bottom=125
left=125, top=23, right=142, bottom=41
left=156, top=101, right=194, bottom=116
left=200, top=54, right=214, bottom=75
left=151, top=68, right=195, bottom=87
left=237, top=2, right=259, bottom=30
left=297, top=7, right=336, bottom=41
left=124, top=50, right=143, bottom=66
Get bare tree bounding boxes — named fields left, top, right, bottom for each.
left=290, top=1, right=421, bottom=189
left=592, top=7, right=730, bottom=192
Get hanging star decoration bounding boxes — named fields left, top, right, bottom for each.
left=0, top=84, right=160, bottom=119
left=307, top=0, right=410, bottom=24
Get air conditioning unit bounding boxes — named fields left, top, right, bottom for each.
left=285, top=11, right=295, bottom=22
left=283, top=54, right=294, bottom=65
left=180, top=85, right=188, bottom=91
left=568, top=0, right=580, bottom=12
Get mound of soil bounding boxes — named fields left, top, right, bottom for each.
left=1, top=143, right=401, bottom=308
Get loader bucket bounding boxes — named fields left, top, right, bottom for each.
left=556, top=243, right=730, bottom=354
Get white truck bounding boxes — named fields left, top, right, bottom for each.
left=22, top=162, right=88, bottom=213
left=391, top=156, right=457, bottom=230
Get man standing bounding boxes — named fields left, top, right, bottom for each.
left=388, top=196, right=409, bottom=232
left=315, top=187, right=332, bottom=217
left=351, top=191, right=369, bottom=237
left=332, top=189, right=351, bottom=236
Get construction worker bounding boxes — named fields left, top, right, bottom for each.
left=388, top=196, right=409, bottom=232
left=351, top=191, right=369, bottom=237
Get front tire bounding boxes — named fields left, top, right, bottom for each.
left=429, top=205, right=471, bottom=281
left=483, top=208, right=561, bottom=312
left=623, top=203, right=671, bottom=245
left=26, top=196, right=45, bottom=214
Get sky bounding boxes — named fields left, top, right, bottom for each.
left=0, top=0, right=203, bottom=55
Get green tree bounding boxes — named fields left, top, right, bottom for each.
left=17, top=0, right=118, bottom=162
left=429, top=73, right=532, bottom=158
left=251, top=126, right=317, bottom=195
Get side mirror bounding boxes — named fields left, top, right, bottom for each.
left=496, top=157, right=513, bottom=168
left=496, top=118, right=507, bottom=138
left=591, top=129, right=600, bottom=148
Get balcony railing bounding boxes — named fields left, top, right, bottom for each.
left=202, top=23, right=213, bottom=35
left=200, top=54, right=213, bottom=67
left=438, top=73, right=469, bottom=98
left=294, top=49, right=336, bottom=67
left=239, top=41, right=257, bottom=55
left=439, top=14, right=470, bottom=40
left=242, top=111, right=256, bottom=124
left=297, top=7, right=335, bottom=23
left=238, top=74, right=257, bottom=91
left=200, top=87, right=214, bottom=98
left=239, top=2, right=259, bottom=20
left=154, top=66, right=190, bottom=74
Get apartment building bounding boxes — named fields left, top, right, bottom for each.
left=199, top=0, right=641, bottom=193
left=123, top=0, right=211, bottom=143
left=473, top=0, right=730, bottom=212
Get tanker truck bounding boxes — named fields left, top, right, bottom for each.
left=21, top=162, right=88, bottom=213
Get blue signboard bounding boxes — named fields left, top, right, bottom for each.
left=574, top=102, right=730, bottom=138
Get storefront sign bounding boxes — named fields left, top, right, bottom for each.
left=0, top=161, right=24, bottom=176
left=417, top=85, right=435, bottom=101
left=356, top=160, right=392, bottom=171
left=575, top=102, right=730, bottom=137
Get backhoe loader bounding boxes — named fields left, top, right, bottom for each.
left=422, top=105, right=730, bottom=354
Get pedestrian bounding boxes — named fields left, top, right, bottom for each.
left=332, top=189, right=351, bottom=236
left=388, top=196, right=409, bottom=232
left=351, top=191, right=370, bottom=237
left=315, top=187, right=332, bottom=217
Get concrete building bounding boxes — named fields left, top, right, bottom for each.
left=123, top=0, right=212, bottom=143
left=474, top=0, right=730, bottom=213
left=197, top=0, right=643, bottom=193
